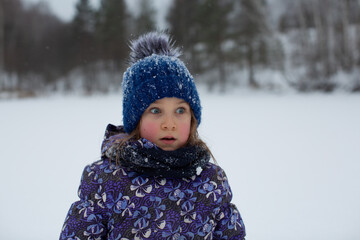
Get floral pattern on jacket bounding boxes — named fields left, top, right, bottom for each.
left=60, top=160, right=246, bottom=240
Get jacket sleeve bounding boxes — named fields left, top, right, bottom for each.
left=60, top=164, right=109, bottom=240
left=213, top=166, right=246, bottom=240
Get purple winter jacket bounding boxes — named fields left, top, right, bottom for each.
left=60, top=126, right=246, bottom=240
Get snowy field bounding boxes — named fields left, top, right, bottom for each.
left=1, top=91, right=360, bottom=240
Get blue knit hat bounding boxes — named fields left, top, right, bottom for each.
left=122, top=32, right=201, bottom=133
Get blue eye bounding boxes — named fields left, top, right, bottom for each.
left=150, top=108, right=160, bottom=114
left=176, top=107, right=185, bottom=114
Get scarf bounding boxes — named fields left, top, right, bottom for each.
left=101, top=124, right=210, bottom=178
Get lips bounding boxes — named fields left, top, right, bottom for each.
left=160, top=136, right=176, bottom=144
left=161, top=136, right=176, bottom=140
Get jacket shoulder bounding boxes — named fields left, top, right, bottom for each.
left=202, top=162, right=229, bottom=182
left=78, top=159, right=131, bottom=199
left=199, top=162, right=234, bottom=202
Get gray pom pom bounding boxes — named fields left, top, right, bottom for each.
left=129, top=32, right=182, bottom=64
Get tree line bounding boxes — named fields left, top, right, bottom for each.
left=279, top=0, right=360, bottom=91
left=1, top=0, right=360, bottom=96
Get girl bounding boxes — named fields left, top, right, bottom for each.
left=60, top=32, right=246, bottom=240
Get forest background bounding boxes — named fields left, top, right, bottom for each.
left=1, top=1, right=360, bottom=239
left=1, top=0, right=360, bottom=97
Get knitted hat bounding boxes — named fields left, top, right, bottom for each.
left=122, top=32, right=201, bottom=133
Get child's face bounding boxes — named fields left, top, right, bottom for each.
left=139, top=97, right=191, bottom=151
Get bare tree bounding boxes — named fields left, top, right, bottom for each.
left=232, top=0, right=277, bottom=88
left=96, top=0, right=129, bottom=69
left=134, top=0, right=156, bottom=35
left=335, top=0, right=354, bottom=71
left=167, top=0, right=203, bottom=74
left=0, top=0, right=4, bottom=75
left=197, top=0, right=233, bottom=91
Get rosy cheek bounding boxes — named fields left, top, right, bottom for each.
left=140, top=121, right=158, bottom=142
left=178, top=122, right=191, bottom=143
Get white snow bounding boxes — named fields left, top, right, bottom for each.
left=1, top=91, right=359, bottom=240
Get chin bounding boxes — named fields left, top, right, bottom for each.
left=160, top=146, right=178, bottom=151
left=157, top=142, right=186, bottom=151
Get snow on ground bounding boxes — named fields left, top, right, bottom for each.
left=1, top=91, right=359, bottom=240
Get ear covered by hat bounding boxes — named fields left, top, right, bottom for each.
left=122, top=32, right=202, bottom=133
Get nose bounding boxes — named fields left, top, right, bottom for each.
left=161, top=115, right=176, bottom=130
